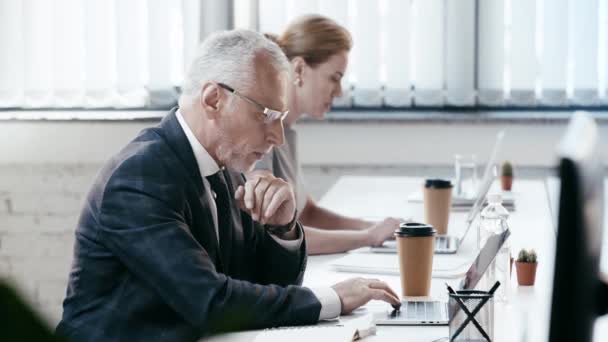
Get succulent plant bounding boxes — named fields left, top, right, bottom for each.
left=517, top=248, right=538, bottom=263
left=501, top=161, right=514, bottom=177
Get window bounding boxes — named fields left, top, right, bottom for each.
left=259, top=0, right=608, bottom=109
left=1, top=0, right=606, bottom=111
left=0, top=0, right=200, bottom=109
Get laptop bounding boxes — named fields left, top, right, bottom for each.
left=372, top=162, right=497, bottom=254
left=371, top=131, right=505, bottom=254
left=373, top=228, right=511, bottom=325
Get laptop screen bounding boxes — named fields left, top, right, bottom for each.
left=460, top=169, right=497, bottom=242
left=465, top=131, right=505, bottom=225
left=461, top=229, right=511, bottom=290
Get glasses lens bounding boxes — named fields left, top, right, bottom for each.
left=265, top=110, right=289, bottom=123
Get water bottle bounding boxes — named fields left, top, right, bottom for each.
left=478, top=193, right=511, bottom=303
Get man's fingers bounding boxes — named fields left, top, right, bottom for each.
left=234, top=186, right=246, bottom=211
left=253, top=178, right=272, bottom=222
left=241, top=175, right=295, bottom=225
left=234, top=185, right=244, bottom=200
left=385, top=291, right=401, bottom=306
left=369, top=289, right=401, bottom=306
left=263, top=186, right=290, bottom=220
left=244, top=177, right=268, bottom=221
left=243, top=178, right=259, bottom=210
left=261, top=182, right=281, bottom=223
left=368, top=280, right=400, bottom=301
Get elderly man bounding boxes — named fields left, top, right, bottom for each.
left=56, top=30, right=399, bottom=341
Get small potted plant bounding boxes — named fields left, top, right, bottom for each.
left=501, top=161, right=514, bottom=191
left=515, top=248, right=538, bottom=286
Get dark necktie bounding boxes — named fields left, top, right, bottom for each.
left=205, top=170, right=233, bottom=272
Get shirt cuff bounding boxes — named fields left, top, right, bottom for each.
left=268, top=223, right=303, bottom=251
left=310, top=287, right=341, bottom=320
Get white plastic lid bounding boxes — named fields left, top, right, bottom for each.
left=487, top=193, right=502, bottom=204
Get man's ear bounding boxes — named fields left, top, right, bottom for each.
left=200, top=83, right=223, bottom=120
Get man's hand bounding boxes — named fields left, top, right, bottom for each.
left=331, top=277, right=401, bottom=314
left=365, top=217, right=409, bottom=247
left=234, top=173, right=296, bottom=226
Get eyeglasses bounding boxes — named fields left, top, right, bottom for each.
left=217, top=82, right=288, bottom=123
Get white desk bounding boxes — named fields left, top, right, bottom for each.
left=205, top=176, right=608, bottom=341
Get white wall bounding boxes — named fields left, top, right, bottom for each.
left=296, top=121, right=599, bottom=167
left=3, top=114, right=607, bottom=166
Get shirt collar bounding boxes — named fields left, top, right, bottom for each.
left=175, top=108, right=221, bottom=177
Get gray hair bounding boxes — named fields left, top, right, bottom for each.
left=179, top=29, right=289, bottom=108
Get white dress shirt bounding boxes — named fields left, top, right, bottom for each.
left=175, top=109, right=341, bottom=320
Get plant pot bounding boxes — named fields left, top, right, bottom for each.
left=515, top=261, right=538, bottom=286
left=501, top=175, right=513, bottom=191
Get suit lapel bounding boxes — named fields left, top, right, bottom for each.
left=196, top=187, right=224, bottom=272
left=157, top=108, right=224, bottom=272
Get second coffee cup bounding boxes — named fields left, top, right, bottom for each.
left=395, top=222, right=437, bottom=297
left=423, top=179, right=453, bottom=235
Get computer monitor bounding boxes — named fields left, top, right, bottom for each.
left=549, top=111, right=608, bottom=342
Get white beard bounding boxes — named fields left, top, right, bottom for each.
left=215, top=120, right=254, bottom=172
left=216, top=142, right=253, bottom=172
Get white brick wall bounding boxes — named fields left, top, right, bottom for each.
left=0, top=164, right=98, bottom=326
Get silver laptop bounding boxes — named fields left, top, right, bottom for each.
left=371, top=131, right=505, bottom=254
left=374, top=229, right=511, bottom=325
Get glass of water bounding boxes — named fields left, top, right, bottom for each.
left=454, top=154, right=478, bottom=198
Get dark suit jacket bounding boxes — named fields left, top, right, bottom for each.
left=56, top=108, right=321, bottom=341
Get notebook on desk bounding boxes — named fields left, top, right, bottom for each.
left=254, top=317, right=376, bottom=342
left=330, top=252, right=473, bottom=278
left=407, top=191, right=515, bottom=211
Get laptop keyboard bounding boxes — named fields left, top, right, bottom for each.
left=435, top=236, right=456, bottom=252
left=435, top=237, right=448, bottom=249
left=390, top=301, right=446, bottom=322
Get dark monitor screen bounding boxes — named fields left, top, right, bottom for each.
left=549, top=112, right=606, bottom=342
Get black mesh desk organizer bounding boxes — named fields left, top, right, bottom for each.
left=448, top=290, right=494, bottom=342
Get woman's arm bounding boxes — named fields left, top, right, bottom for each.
left=303, top=219, right=403, bottom=255
left=298, top=197, right=372, bottom=230
left=304, top=214, right=402, bottom=255
left=304, top=227, right=369, bottom=255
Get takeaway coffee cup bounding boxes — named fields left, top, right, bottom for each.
left=395, top=222, right=437, bottom=297
left=423, top=179, right=453, bottom=235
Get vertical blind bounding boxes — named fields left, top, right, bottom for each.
left=0, top=0, right=199, bottom=109
left=1, top=0, right=606, bottom=110
left=259, top=0, right=608, bottom=108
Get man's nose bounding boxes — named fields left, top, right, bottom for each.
left=266, top=119, right=285, bottom=146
